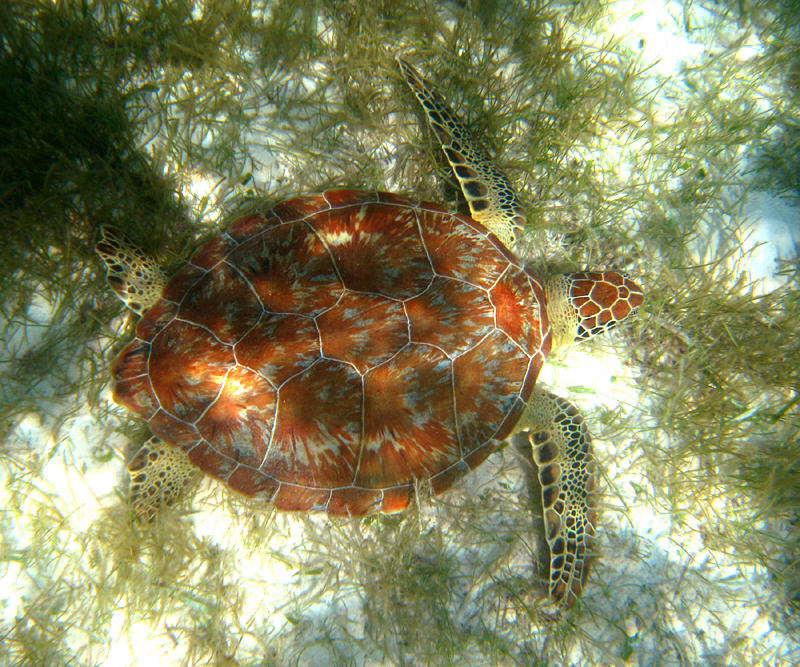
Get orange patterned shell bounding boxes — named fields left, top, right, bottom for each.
left=112, top=190, right=551, bottom=515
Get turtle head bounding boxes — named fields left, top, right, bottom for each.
left=544, top=271, right=644, bottom=352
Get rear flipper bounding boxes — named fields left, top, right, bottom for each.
left=520, top=391, right=597, bottom=607
left=96, top=226, right=166, bottom=314
left=396, top=56, right=524, bottom=248
left=128, top=436, right=200, bottom=521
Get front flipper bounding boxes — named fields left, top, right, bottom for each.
left=127, top=436, right=200, bottom=521
left=397, top=57, right=524, bottom=248
left=519, top=391, right=597, bottom=607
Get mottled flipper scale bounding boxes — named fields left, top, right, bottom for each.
left=96, top=226, right=166, bottom=314
left=128, top=436, right=200, bottom=521
left=397, top=57, right=524, bottom=247
left=524, top=392, right=596, bottom=607
left=97, top=230, right=191, bottom=519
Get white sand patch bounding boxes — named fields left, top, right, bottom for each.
left=738, top=190, right=800, bottom=292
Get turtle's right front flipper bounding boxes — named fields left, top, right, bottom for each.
left=397, top=57, right=524, bottom=248
left=519, top=391, right=597, bottom=608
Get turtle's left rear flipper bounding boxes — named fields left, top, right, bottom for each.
left=96, top=227, right=166, bottom=314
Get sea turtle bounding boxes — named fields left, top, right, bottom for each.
left=96, top=57, right=643, bottom=608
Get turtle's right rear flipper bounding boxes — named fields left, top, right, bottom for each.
left=128, top=436, right=200, bottom=522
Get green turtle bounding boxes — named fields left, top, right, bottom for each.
left=96, top=57, right=643, bottom=608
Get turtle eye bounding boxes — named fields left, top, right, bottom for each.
left=567, top=271, right=644, bottom=342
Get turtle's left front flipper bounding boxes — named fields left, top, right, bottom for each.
left=397, top=57, right=524, bottom=248
left=519, top=391, right=597, bottom=608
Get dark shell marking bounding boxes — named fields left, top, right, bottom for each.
left=112, top=190, right=550, bottom=515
